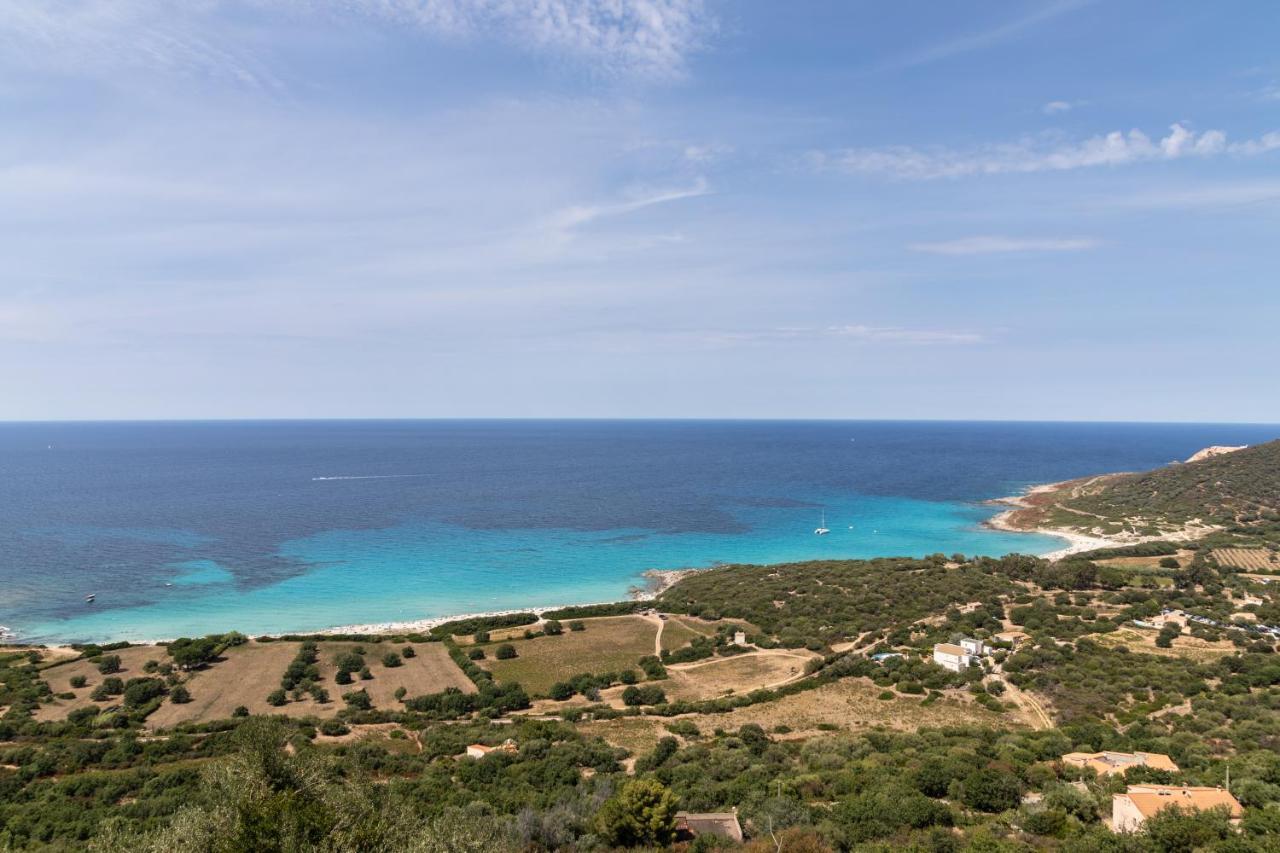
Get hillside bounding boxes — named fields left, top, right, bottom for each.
left=1006, top=439, right=1280, bottom=541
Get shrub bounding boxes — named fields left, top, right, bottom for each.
left=958, top=767, right=1022, bottom=813
left=621, top=684, right=667, bottom=706
left=169, top=685, right=192, bottom=704
left=394, top=686, right=407, bottom=701
left=359, top=667, right=373, bottom=680
left=473, top=631, right=490, bottom=644
left=232, top=705, right=249, bottom=717
left=569, top=621, right=586, bottom=632
left=343, top=689, right=372, bottom=711
left=401, top=646, right=416, bottom=658
left=595, top=779, right=679, bottom=848
left=319, top=719, right=349, bottom=736
left=122, top=678, right=166, bottom=708
left=69, top=675, right=87, bottom=689
left=468, top=648, right=486, bottom=660
left=267, top=689, right=287, bottom=707
left=548, top=682, right=575, bottom=701
left=1159, top=557, right=1181, bottom=569
left=382, top=652, right=402, bottom=668
left=543, top=620, right=563, bottom=636
left=335, top=670, right=353, bottom=685
left=97, top=655, right=122, bottom=674
left=495, top=644, right=517, bottom=660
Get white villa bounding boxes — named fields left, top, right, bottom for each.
left=933, top=638, right=986, bottom=673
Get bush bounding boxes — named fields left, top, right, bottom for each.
left=394, top=686, right=407, bottom=701
left=382, top=652, right=402, bottom=668
left=169, top=685, right=192, bottom=704
left=267, top=689, right=287, bottom=707
left=319, top=719, right=350, bottom=736
left=569, top=621, right=586, bottom=632
left=69, top=675, right=87, bottom=689
left=543, top=620, right=563, bottom=636
left=473, top=631, right=490, bottom=644
left=343, top=689, right=372, bottom=711
left=401, top=646, right=416, bottom=658
left=359, top=667, right=373, bottom=680
left=548, top=682, right=575, bottom=701
left=1159, top=557, right=1181, bottom=569
left=495, top=644, right=517, bottom=660
left=232, top=705, right=249, bottom=717
left=335, top=670, right=353, bottom=685
left=621, top=684, right=667, bottom=706
left=468, top=648, right=486, bottom=660
left=97, top=655, right=122, bottom=674
left=595, top=779, right=679, bottom=848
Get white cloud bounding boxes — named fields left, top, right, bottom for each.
left=0, top=0, right=714, bottom=84
left=1109, top=181, right=1280, bottom=210
left=815, top=123, right=1280, bottom=180
left=908, top=236, right=1098, bottom=255
left=361, top=0, right=714, bottom=80
left=1042, top=100, right=1074, bottom=115
left=824, top=325, right=984, bottom=344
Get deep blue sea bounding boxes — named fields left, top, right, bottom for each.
left=2, top=420, right=1277, bottom=644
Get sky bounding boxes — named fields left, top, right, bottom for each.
left=2, top=1, right=1279, bottom=422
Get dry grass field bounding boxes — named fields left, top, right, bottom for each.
left=1095, top=627, right=1238, bottom=662
left=658, top=617, right=707, bottom=651
left=1214, top=548, right=1280, bottom=572
left=657, top=651, right=814, bottom=701
left=35, top=645, right=167, bottom=721
left=579, top=677, right=1028, bottom=755
left=145, top=642, right=317, bottom=728
left=1096, top=549, right=1197, bottom=570
left=479, top=615, right=657, bottom=695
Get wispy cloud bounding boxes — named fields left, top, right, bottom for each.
left=881, top=0, right=1091, bottom=71
left=1108, top=181, right=1280, bottom=210
left=643, top=325, right=987, bottom=349
left=1042, top=100, right=1075, bottom=115
left=814, top=123, right=1280, bottom=180
left=0, top=0, right=715, bottom=85
left=909, top=236, right=1098, bottom=255
left=351, top=0, right=715, bottom=80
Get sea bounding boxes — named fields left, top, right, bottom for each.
left=2, top=420, right=1277, bottom=645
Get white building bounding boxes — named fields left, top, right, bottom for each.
left=933, top=643, right=972, bottom=673
left=960, top=638, right=987, bottom=656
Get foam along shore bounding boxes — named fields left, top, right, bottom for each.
left=312, top=568, right=698, bottom=638
left=985, top=499, right=1118, bottom=560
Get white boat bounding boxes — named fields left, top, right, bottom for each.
left=85, top=594, right=96, bottom=603
left=814, top=510, right=830, bottom=535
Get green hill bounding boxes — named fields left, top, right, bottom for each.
left=1053, top=439, right=1280, bottom=535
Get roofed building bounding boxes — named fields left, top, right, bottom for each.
left=1062, top=751, right=1179, bottom=776
left=1112, top=785, right=1242, bottom=832
left=674, top=810, right=743, bottom=843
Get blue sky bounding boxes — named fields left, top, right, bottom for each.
left=2, top=1, right=1278, bottom=421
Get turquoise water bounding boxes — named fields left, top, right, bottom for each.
left=16, top=493, right=1058, bottom=642
left=5, top=420, right=1277, bottom=643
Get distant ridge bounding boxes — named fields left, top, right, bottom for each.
left=1065, top=439, right=1279, bottom=528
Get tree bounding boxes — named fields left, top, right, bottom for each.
left=548, top=682, right=574, bottom=701
left=169, top=685, right=192, bottom=704
left=383, top=652, right=403, bottom=668
left=267, top=689, right=287, bottom=706
left=468, top=648, right=485, bottom=660
left=1142, top=805, right=1234, bottom=853
left=335, top=669, right=353, bottom=685
left=543, top=620, right=563, bottom=636
left=957, top=767, right=1021, bottom=813
left=595, top=778, right=679, bottom=848
left=495, top=644, right=517, bottom=660
left=1156, top=623, right=1182, bottom=648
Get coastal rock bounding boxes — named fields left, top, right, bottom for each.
left=1185, top=445, right=1247, bottom=464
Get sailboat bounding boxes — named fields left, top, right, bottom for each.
left=814, top=510, right=830, bottom=535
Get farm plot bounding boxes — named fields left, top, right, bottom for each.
left=145, top=641, right=314, bottom=728
left=479, top=615, right=657, bottom=695
left=653, top=651, right=814, bottom=702
left=1214, top=548, right=1280, bottom=572
left=312, top=641, right=476, bottom=707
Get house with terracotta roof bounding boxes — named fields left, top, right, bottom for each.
left=1062, top=751, right=1179, bottom=777
left=674, top=810, right=743, bottom=843
left=993, top=630, right=1031, bottom=647
left=464, top=738, right=518, bottom=759
left=1111, top=785, right=1242, bottom=832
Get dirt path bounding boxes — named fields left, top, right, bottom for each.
left=666, top=649, right=814, bottom=673
left=641, top=613, right=665, bottom=657
left=1001, top=680, right=1053, bottom=730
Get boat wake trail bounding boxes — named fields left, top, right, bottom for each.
left=312, top=474, right=430, bottom=482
